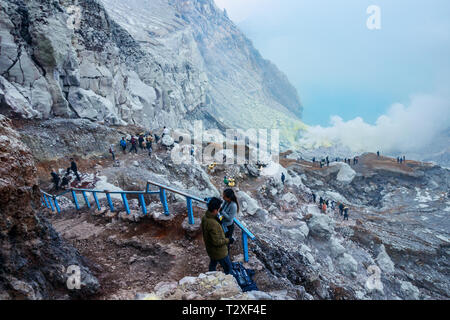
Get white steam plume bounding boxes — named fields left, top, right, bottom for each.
left=299, top=91, right=450, bottom=154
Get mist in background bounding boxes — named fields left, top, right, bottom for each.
left=215, top=0, right=450, bottom=156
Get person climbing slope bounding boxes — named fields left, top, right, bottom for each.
left=281, top=172, right=286, bottom=185
left=201, top=197, right=232, bottom=275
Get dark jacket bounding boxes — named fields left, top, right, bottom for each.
left=201, top=211, right=229, bottom=260
left=70, top=161, right=77, bottom=172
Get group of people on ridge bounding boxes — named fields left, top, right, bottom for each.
left=310, top=193, right=350, bottom=221
left=312, top=156, right=359, bottom=168
left=114, top=127, right=171, bottom=160
left=50, top=158, right=80, bottom=191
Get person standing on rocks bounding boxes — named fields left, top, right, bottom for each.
left=312, top=193, right=316, bottom=203
left=120, top=137, right=127, bottom=154
left=138, top=134, right=145, bottom=150
left=129, top=136, right=138, bottom=154
left=339, top=202, right=344, bottom=216
left=50, top=169, right=60, bottom=191
left=201, top=197, right=232, bottom=275
left=220, top=189, right=239, bottom=252
left=343, top=206, right=349, bottom=221
left=377, top=151, right=380, bottom=157
left=162, top=126, right=170, bottom=138
left=146, top=134, right=153, bottom=152
left=109, top=144, right=116, bottom=161
left=68, top=158, right=81, bottom=181
left=322, top=202, right=327, bottom=214
left=281, top=172, right=286, bottom=185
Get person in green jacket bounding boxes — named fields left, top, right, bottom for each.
left=201, top=197, right=232, bottom=274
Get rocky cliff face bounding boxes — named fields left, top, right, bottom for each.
left=0, top=0, right=210, bottom=130
left=100, top=0, right=303, bottom=133
left=0, top=115, right=99, bottom=299
left=0, top=0, right=303, bottom=144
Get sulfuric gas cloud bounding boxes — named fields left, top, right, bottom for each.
left=299, top=91, right=450, bottom=155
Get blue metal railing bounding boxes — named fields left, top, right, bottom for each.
left=40, top=180, right=256, bottom=262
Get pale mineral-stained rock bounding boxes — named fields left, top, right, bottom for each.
left=376, top=245, right=395, bottom=274
left=307, top=213, right=335, bottom=240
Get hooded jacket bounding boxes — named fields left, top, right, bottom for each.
left=201, top=211, right=229, bottom=260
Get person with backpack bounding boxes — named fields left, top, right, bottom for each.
left=220, top=189, right=239, bottom=251
left=281, top=172, right=286, bottom=185
left=120, top=137, right=127, bottom=154
left=129, top=136, right=138, bottom=153
left=201, top=197, right=232, bottom=275
left=138, top=135, right=145, bottom=150
left=146, top=134, right=153, bottom=151
left=50, top=169, right=60, bottom=191
left=339, top=202, right=344, bottom=216
left=344, top=207, right=349, bottom=220
left=312, top=193, right=316, bottom=203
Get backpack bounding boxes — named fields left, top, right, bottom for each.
left=120, top=140, right=126, bottom=147
left=230, top=262, right=258, bottom=292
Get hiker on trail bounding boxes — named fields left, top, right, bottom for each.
left=331, top=200, right=336, bottom=211
left=220, top=189, right=239, bottom=252
left=403, top=156, right=406, bottom=163
left=312, top=157, right=316, bottom=164
left=138, top=135, right=145, bottom=149
left=377, top=151, right=380, bottom=157
left=224, top=176, right=229, bottom=186
left=120, top=137, right=127, bottom=154
left=319, top=197, right=324, bottom=206
left=343, top=206, right=349, bottom=221
left=51, top=169, right=60, bottom=191
left=327, top=159, right=330, bottom=167
left=162, top=126, right=170, bottom=138
left=400, top=157, right=403, bottom=164
left=281, top=172, right=286, bottom=185
left=67, top=158, right=81, bottom=181
left=154, top=134, right=160, bottom=144
left=339, top=202, right=344, bottom=216
left=109, top=144, right=116, bottom=161
left=201, top=197, right=232, bottom=275
left=322, top=202, right=327, bottom=214
left=146, top=134, right=153, bottom=150
left=397, top=157, right=400, bottom=163
left=129, top=136, right=138, bottom=154
left=312, top=193, right=316, bottom=203
left=60, top=173, right=70, bottom=189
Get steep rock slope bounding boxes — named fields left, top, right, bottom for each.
left=1, top=0, right=304, bottom=144
left=0, top=115, right=99, bottom=299
left=0, top=0, right=208, bottom=129
left=102, top=0, right=304, bottom=139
